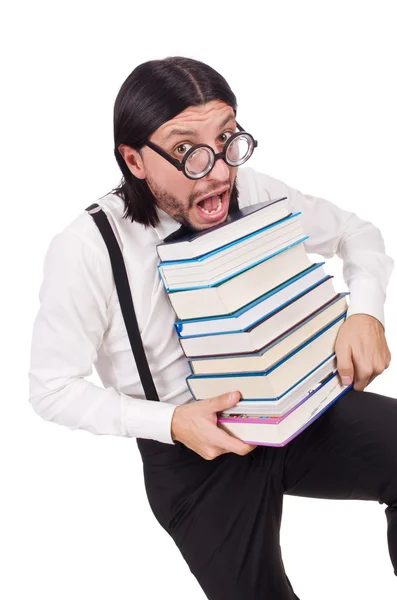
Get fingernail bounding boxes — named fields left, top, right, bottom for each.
left=341, top=376, right=352, bottom=385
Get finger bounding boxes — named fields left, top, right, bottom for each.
left=352, top=360, right=372, bottom=391
left=240, top=443, right=258, bottom=453
left=336, top=342, right=354, bottom=386
left=212, top=424, right=255, bottom=455
left=205, top=391, right=242, bottom=413
left=353, top=378, right=371, bottom=392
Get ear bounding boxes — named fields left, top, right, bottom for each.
left=118, top=144, right=146, bottom=180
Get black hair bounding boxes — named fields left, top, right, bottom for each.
left=110, top=56, right=238, bottom=227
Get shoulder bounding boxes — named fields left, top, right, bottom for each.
left=49, top=191, right=150, bottom=265
left=39, top=193, right=135, bottom=304
left=52, top=193, right=125, bottom=261
left=41, top=193, right=129, bottom=293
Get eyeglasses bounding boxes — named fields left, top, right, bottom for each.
left=144, top=122, right=258, bottom=180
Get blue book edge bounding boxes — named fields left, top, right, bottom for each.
left=174, top=262, right=327, bottom=335
left=162, top=234, right=309, bottom=292
left=186, top=352, right=339, bottom=401
left=188, top=309, right=348, bottom=373
left=158, top=210, right=300, bottom=266
left=157, top=197, right=288, bottom=253
left=178, top=275, right=334, bottom=339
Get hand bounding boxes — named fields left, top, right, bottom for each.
left=171, top=391, right=257, bottom=460
left=335, top=313, right=391, bottom=391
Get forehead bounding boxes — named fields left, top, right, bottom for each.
left=155, top=100, right=235, bottom=141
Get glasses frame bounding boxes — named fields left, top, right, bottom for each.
left=144, top=122, right=258, bottom=180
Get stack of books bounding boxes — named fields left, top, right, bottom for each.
left=156, top=198, right=352, bottom=447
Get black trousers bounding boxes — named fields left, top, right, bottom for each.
left=136, top=389, right=397, bottom=599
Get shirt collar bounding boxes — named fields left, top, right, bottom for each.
left=153, top=207, right=186, bottom=242
left=105, top=193, right=183, bottom=241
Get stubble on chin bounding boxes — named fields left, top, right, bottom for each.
left=145, top=176, right=191, bottom=227
left=147, top=174, right=240, bottom=232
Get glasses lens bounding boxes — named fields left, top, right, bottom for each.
left=185, top=147, right=214, bottom=178
left=226, top=133, right=254, bottom=166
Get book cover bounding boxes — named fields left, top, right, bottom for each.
left=217, top=374, right=352, bottom=446
left=186, top=319, right=342, bottom=400
left=167, top=241, right=313, bottom=319
left=179, top=278, right=340, bottom=358
left=174, top=262, right=328, bottom=338
left=157, top=197, right=289, bottom=261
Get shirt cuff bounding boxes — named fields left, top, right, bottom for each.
left=121, top=394, right=178, bottom=444
left=346, top=278, right=386, bottom=329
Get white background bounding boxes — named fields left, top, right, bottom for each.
left=1, top=1, right=397, bottom=598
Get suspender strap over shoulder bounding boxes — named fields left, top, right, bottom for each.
left=85, top=203, right=159, bottom=402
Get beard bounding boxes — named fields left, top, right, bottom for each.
left=146, top=173, right=240, bottom=232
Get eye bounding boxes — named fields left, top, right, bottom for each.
left=174, top=143, right=193, bottom=157
left=218, top=131, right=234, bottom=145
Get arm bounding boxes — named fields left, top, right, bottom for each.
left=289, top=189, right=394, bottom=329
left=245, top=167, right=394, bottom=389
left=285, top=186, right=394, bottom=388
left=247, top=168, right=394, bottom=327
left=28, top=230, right=177, bottom=444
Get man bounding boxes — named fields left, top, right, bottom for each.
left=28, top=56, right=396, bottom=599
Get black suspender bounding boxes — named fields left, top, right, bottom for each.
left=85, top=203, right=159, bottom=402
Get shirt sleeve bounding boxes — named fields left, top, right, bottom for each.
left=28, top=230, right=177, bottom=444
left=243, top=167, right=395, bottom=329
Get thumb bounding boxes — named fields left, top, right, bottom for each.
left=336, top=344, right=354, bottom=386
left=207, top=391, right=241, bottom=412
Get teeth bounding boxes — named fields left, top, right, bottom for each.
left=200, top=195, right=222, bottom=214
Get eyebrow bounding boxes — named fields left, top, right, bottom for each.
left=161, top=113, right=236, bottom=142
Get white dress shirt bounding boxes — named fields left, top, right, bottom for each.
left=28, top=166, right=394, bottom=444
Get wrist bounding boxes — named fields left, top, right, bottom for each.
left=171, top=405, right=181, bottom=442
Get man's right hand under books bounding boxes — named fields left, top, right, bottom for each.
left=170, top=391, right=257, bottom=460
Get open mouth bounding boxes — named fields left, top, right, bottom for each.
left=195, top=189, right=229, bottom=224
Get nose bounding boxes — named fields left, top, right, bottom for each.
left=206, top=155, right=230, bottom=182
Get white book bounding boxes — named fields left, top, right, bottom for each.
left=176, top=262, right=328, bottom=338
left=187, top=319, right=342, bottom=400
left=159, top=214, right=303, bottom=291
left=180, top=277, right=339, bottom=357
left=156, top=198, right=289, bottom=261
left=217, top=373, right=350, bottom=446
left=223, top=355, right=337, bottom=415
left=168, top=241, right=313, bottom=320
left=190, top=295, right=348, bottom=374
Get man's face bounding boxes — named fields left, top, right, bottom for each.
left=140, top=100, right=239, bottom=230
